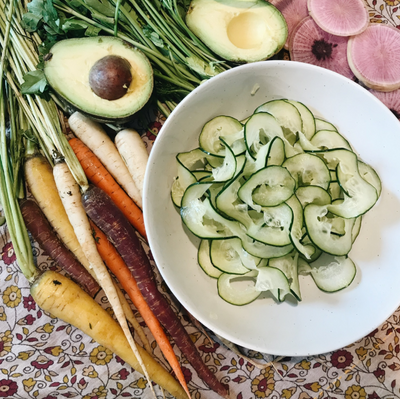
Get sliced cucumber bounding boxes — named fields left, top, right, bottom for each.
left=198, top=240, right=223, bottom=278
left=282, top=153, right=331, bottom=190
left=200, top=139, right=237, bottom=182
left=286, top=195, right=316, bottom=260
left=239, top=234, right=294, bottom=258
left=310, top=130, right=352, bottom=151
left=246, top=203, right=292, bottom=247
left=308, top=253, right=356, bottom=293
left=211, top=238, right=260, bottom=274
left=238, top=166, right=296, bottom=208
left=255, top=266, right=291, bottom=301
left=269, top=251, right=301, bottom=300
left=304, top=204, right=355, bottom=256
left=173, top=98, right=381, bottom=306
left=295, top=185, right=331, bottom=208
left=199, top=115, right=245, bottom=156
left=320, top=150, right=378, bottom=218
left=181, top=183, right=237, bottom=239
left=286, top=99, right=316, bottom=140
left=315, top=118, right=338, bottom=132
left=358, top=160, right=382, bottom=197
left=216, top=176, right=253, bottom=228
left=217, top=271, right=261, bottom=305
left=244, top=111, right=286, bottom=159
left=255, top=99, right=303, bottom=145
left=171, top=161, right=197, bottom=207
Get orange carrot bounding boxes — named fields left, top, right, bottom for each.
left=90, top=221, right=191, bottom=399
left=69, top=138, right=146, bottom=239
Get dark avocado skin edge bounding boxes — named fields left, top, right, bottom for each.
left=52, top=91, right=153, bottom=125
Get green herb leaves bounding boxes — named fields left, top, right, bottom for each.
left=21, top=70, right=48, bottom=96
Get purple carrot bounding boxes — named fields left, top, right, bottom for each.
left=82, top=185, right=229, bottom=398
left=21, top=199, right=100, bottom=297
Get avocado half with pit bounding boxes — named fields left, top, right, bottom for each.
left=44, top=36, right=153, bottom=123
left=186, top=0, right=287, bottom=63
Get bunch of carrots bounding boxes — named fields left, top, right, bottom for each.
left=0, top=2, right=231, bottom=399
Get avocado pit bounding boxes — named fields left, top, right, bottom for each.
left=89, top=55, right=132, bottom=101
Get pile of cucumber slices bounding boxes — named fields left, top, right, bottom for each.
left=171, top=99, right=381, bottom=306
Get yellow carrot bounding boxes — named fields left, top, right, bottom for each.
left=24, top=146, right=91, bottom=274
left=31, top=270, right=187, bottom=399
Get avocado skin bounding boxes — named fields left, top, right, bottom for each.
left=44, top=36, right=154, bottom=124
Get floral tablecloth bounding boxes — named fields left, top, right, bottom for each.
left=1, top=1, right=400, bottom=398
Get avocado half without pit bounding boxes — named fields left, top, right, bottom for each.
left=186, top=0, right=288, bottom=63
left=44, top=36, right=153, bottom=123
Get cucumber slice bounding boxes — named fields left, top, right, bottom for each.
left=210, top=238, right=260, bottom=274
left=198, top=240, right=223, bottom=278
left=243, top=136, right=286, bottom=178
left=315, top=118, right=338, bottom=132
left=171, top=161, right=197, bottom=207
left=181, top=183, right=237, bottom=239
left=304, top=204, right=355, bottom=256
left=300, top=235, right=322, bottom=262
left=246, top=203, right=292, bottom=246
left=199, top=115, right=245, bottom=156
left=255, top=99, right=303, bottom=145
left=308, top=253, right=356, bottom=293
left=239, top=234, right=294, bottom=258
left=269, top=251, right=301, bottom=300
left=286, top=195, right=316, bottom=259
left=244, top=111, right=286, bottom=159
left=177, top=147, right=220, bottom=171
left=295, top=186, right=332, bottom=208
left=238, top=166, right=296, bottom=208
left=282, top=153, right=331, bottom=190
left=297, top=131, right=320, bottom=152
left=310, top=130, right=352, bottom=151
left=320, top=150, right=378, bottom=218
left=352, top=216, right=362, bottom=243
left=328, top=181, right=343, bottom=201
left=201, top=139, right=237, bottom=182
left=255, top=266, right=291, bottom=301
left=286, top=99, right=316, bottom=140
left=358, top=161, right=382, bottom=197
left=217, top=271, right=261, bottom=305
left=216, top=176, right=253, bottom=228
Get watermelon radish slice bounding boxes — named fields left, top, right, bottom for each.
left=347, top=24, right=400, bottom=92
left=370, top=89, right=400, bottom=120
left=269, top=0, right=309, bottom=49
left=308, top=0, right=369, bottom=37
left=289, top=16, right=354, bottom=80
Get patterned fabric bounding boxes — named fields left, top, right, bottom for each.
left=1, top=2, right=400, bottom=398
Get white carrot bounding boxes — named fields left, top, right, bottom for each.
left=115, top=128, right=149, bottom=201
left=68, top=112, right=143, bottom=208
left=52, top=160, right=154, bottom=396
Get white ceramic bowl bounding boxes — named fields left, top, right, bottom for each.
left=143, top=61, right=400, bottom=356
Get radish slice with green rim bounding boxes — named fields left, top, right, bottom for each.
left=370, top=88, right=400, bottom=120
left=308, top=0, right=369, bottom=37
left=289, top=16, right=354, bottom=80
left=269, top=0, right=309, bottom=49
left=347, top=24, right=400, bottom=92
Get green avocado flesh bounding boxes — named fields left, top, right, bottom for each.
left=44, top=36, right=153, bottom=123
left=186, top=0, right=288, bottom=63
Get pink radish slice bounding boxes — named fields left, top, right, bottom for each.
left=269, top=0, right=309, bottom=49
left=308, top=0, right=369, bottom=37
left=289, top=16, right=354, bottom=80
left=370, top=89, right=400, bottom=120
left=348, top=24, right=400, bottom=92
